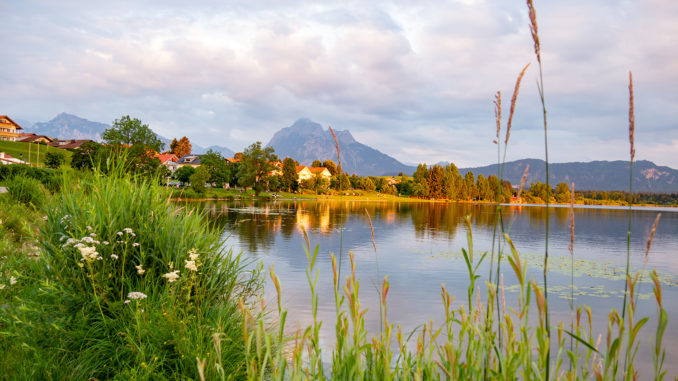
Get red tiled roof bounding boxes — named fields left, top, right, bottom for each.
left=296, top=165, right=308, bottom=173
left=154, top=153, right=178, bottom=164
left=308, top=167, right=329, bottom=174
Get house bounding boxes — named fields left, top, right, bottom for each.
left=0, top=152, right=28, bottom=165
left=296, top=166, right=331, bottom=182
left=17, top=133, right=55, bottom=144
left=177, top=154, right=201, bottom=168
left=0, top=116, right=24, bottom=142
left=48, top=139, right=93, bottom=150
left=268, top=161, right=283, bottom=176
left=154, top=153, right=179, bottom=173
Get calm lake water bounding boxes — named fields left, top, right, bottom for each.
left=196, top=200, right=678, bottom=374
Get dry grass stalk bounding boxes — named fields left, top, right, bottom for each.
left=506, top=63, right=530, bottom=145
left=494, top=91, right=502, bottom=144
left=517, top=164, right=530, bottom=199
left=645, top=213, right=661, bottom=261
left=329, top=126, right=342, bottom=175
left=568, top=182, right=575, bottom=255
left=526, top=0, right=541, bottom=64
left=628, top=71, right=635, bottom=162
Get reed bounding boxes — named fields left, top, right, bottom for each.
left=622, top=71, right=635, bottom=319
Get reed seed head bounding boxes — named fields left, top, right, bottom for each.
left=506, top=63, right=530, bottom=145
left=494, top=91, right=502, bottom=143
left=628, top=71, right=635, bottom=162
left=329, top=126, right=342, bottom=175
left=365, top=208, right=376, bottom=253
left=517, top=164, right=530, bottom=199
left=526, top=0, right=541, bottom=64
left=645, top=213, right=661, bottom=262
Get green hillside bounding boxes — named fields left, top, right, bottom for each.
left=0, top=140, right=72, bottom=167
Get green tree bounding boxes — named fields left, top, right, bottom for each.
left=70, top=141, right=103, bottom=170
left=44, top=150, right=67, bottom=169
left=311, top=160, right=322, bottom=167
left=555, top=182, right=571, bottom=203
left=174, top=166, right=195, bottom=185
left=237, top=142, right=277, bottom=195
left=322, top=160, right=338, bottom=175
left=103, top=115, right=164, bottom=152
left=476, top=174, right=491, bottom=201
left=301, top=173, right=329, bottom=194
left=428, top=165, right=444, bottom=199
left=330, top=173, right=350, bottom=191
left=281, top=157, right=299, bottom=192
left=412, top=164, right=429, bottom=197
left=200, top=150, right=229, bottom=187
left=358, top=177, right=376, bottom=191
left=464, top=171, right=477, bottom=200
left=443, top=163, right=463, bottom=200
left=189, top=165, right=210, bottom=194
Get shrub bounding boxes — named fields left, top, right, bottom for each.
left=7, top=176, right=46, bottom=209
left=45, top=150, right=67, bottom=169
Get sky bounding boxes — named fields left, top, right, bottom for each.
left=1, top=0, right=677, bottom=168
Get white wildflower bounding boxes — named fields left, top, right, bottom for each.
left=78, top=246, right=100, bottom=262
left=185, top=260, right=198, bottom=272
left=10, top=276, right=17, bottom=285
left=111, top=254, right=119, bottom=260
left=132, top=243, right=140, bottom=247
left=117, top=240, right=124, bottom=244
left=103, top=241, right=109, bottom=245
left=59, top=236, right=67, bottom=242
left=43, top=216, right=48, bottom=221
left=188, top=248, right=199, bottom=261
left=123, top=228, right=135, bottom=236
left=127, top=291, right=147, bottom=300
left=136, top=264, right=145, bottom=275
left=117, top=232, right=123, bottom=236
left=89, top=233, right=97, bottom=238
left=124, top=299, right=130, bottom=304
left=86, top=225, right=93, bottom=231
left=163, top=270, right=180, bottom=283
left=0, top=284, right=5, bottom=290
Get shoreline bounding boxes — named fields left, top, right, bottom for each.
left=171, top=194, right=677, bottom=210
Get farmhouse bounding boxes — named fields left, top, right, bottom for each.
left=0, top=116, right=23, bottom=142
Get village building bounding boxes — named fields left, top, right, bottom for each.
left=0, top=152, right=28, bottom=165
left=296, top=166, right=332, bottom=182
left=154, top=153, right=179, bottom=173
left=0, top=116, right=24, bottom=142
left=17, top=133, right=55, bottom=144
left=48, top=139, right=93, bottom=150
left=177, top=154, right=201, bottom=168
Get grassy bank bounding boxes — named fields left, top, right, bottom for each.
left=0, top=140, right=73, bottom=167
left=0, top=165, right=262, bottom=379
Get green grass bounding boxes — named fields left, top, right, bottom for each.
left=0, top=140, right=73, bottom=167
left=0, top=164, right=262, bottom=380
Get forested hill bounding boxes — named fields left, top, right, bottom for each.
left=459, top=159, right=678, bottom=193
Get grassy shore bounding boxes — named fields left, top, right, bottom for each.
left=0, top=140, right=73, bottom=167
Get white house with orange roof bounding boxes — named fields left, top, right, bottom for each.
left=296, top=166, right=331, bottom=182
left=154, top=153, right=179, bottom=173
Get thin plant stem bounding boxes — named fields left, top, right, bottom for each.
left=622, top=71, right=635, bottom=320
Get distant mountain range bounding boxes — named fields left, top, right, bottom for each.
left=267, top=118, right=417, bottom=176
left=459, top=158, right=678, bottom=192
left=27, top=113, right=235, bottom=157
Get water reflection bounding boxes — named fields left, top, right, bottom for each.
left=193, top=200, right=678, bottom=373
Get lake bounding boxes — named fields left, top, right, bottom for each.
left=196, top=199, right=678, bottom=374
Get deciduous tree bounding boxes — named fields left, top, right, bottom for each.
left=237, top=142, right=277, bottom=195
